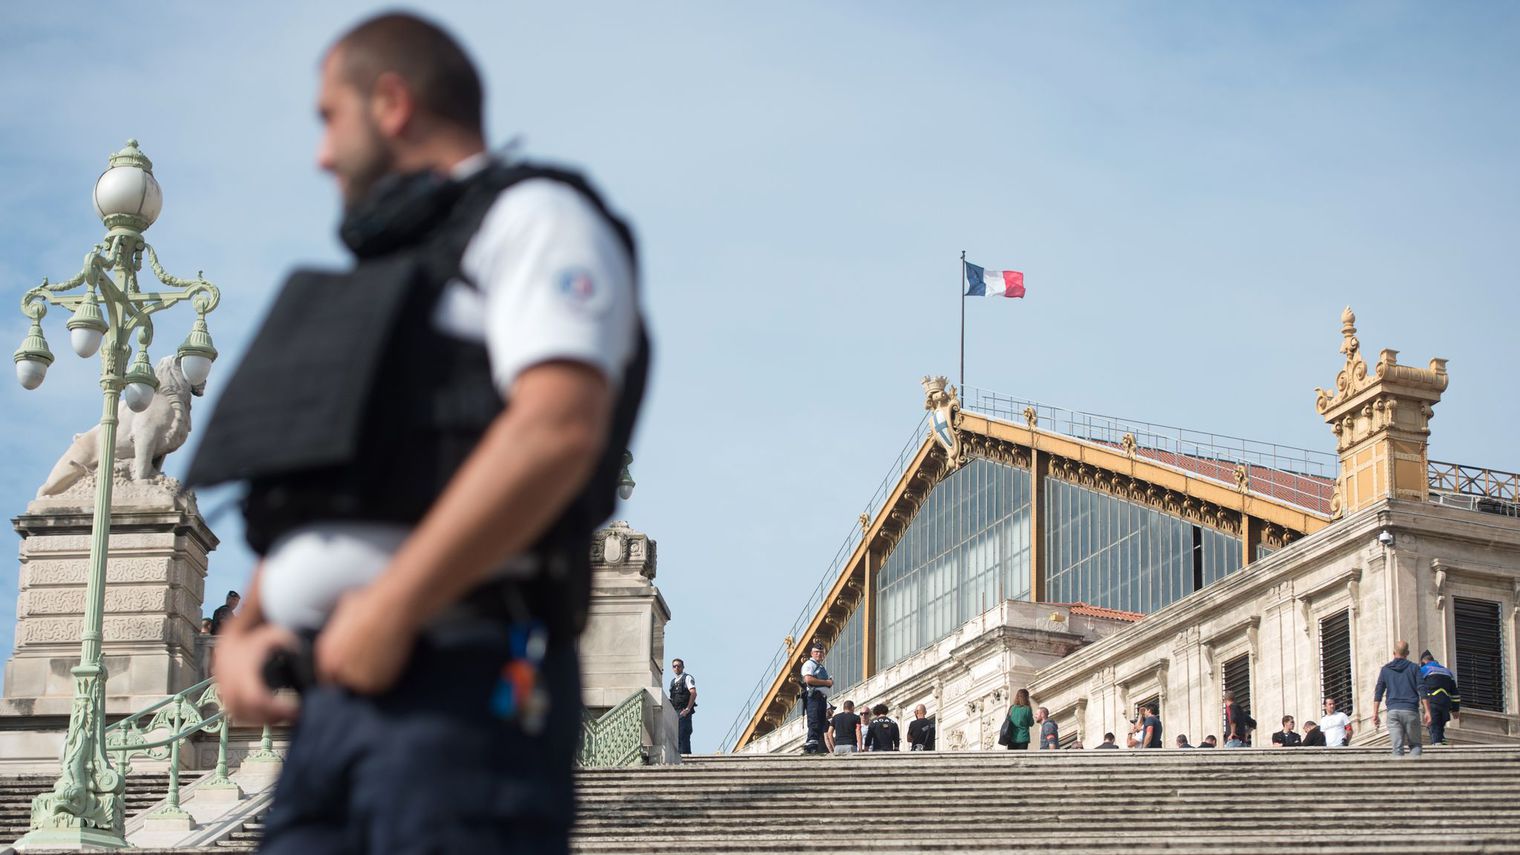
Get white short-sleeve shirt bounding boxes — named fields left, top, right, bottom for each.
left=801, top=660, right=829, bottom=698
left=1320, top=711, right=1351, bottom=746
left=260, top=156, right=638, bottom=631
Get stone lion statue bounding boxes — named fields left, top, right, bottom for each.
left=37, top=355, right=205, bottom=498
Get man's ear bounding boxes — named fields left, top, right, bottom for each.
left=369, top=71, right=415, bottom=139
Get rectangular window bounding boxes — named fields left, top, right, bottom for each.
left=1454, top=597, right=1505, bottom=713
left=1223, top=654, right=1251, bottom=740
left=1318, top=609, right=1354, bottom=715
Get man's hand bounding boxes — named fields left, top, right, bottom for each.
left=680, top=708, right=692, bottom=718
left=316, top=587, right=418, bottom=695
left=215, top=623, right=300, bottom=725
left=1372, top=712, right=1381, bottom=729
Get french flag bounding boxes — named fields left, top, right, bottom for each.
left=964, top=262, right=1025, bottom=298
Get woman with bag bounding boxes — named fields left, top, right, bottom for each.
left=1004, top=688, right=1035, bottom=750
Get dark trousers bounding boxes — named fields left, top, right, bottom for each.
left=1007, top=741, right=1029, bottom=750
left=259, top=624, right=579, bottom=855
left=1428, top=704, right=1452, bottom=744
left=677, top=710, right=693, bottom=754
left=804, top=691, right=828, bottom=750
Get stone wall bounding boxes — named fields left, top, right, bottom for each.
left=1029, top=498, right=1520, bottom=749
left=744, top=498, right=1520, bottom=754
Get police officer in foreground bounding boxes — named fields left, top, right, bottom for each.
left=669, top=658, right=697, bottom=754
left=193, top=12, right=647, bottom=853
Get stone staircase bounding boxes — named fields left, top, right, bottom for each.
left=6, top=748, right=1520, bottom=852
left=576, top=747, right=1520, bottom=853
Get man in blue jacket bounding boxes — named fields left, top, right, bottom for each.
left=1373, top=640, right=1430, bottom=757
left=1419, top=649, right=1462, bottom=745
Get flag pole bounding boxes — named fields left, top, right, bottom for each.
left=959, top=250, right=966, bottom=390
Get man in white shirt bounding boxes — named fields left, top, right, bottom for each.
left=1320, top=696, right=1354, bottom=747
left=202, top=13, right=645, bottom=854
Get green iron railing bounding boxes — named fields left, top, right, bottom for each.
left=577, top=689, right=650, bottom=768
left=100, top=678, right=284, bottom=826
left=103, top=678, right=237, bottom=822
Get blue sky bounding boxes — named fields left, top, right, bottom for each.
left=1, top=3, right=1516, bottom=752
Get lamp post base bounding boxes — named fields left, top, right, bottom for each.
left=17, top=664, right=126, bottom=850
left=12, top=824, right=129, bottom=852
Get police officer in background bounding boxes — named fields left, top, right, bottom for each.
left=670, top=658, right=697, bottom=754
left=800, top=643, right=833, bottom=754
left=194, top=12, right=647, bottom=853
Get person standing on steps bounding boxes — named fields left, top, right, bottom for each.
left=1036, top=706, right=1059, bottom=749
left=907, top=704, right=935, bottom=751
left=1223, top=691, right=1255, bottom=747
left=825, top=700, right=861, bottom=754
left=1271, top=716, right=1302, bottom=747
left=1301, top=720, right=1326, bottom=746
left=1139, top=703, right=1163, bottom=749
left=1373, top=639, right=1430, bottom=757
left=801, top=644, right=833, bottom=754
left=865, top=703, right=900, bottom=752
left=669, top=658, right=697, bottom=755
left=1419, top=649, right=1461, bottom=746
left=1005, top=688, right=1034, bottom=750
left=197, top=12, right=648, bottom=853
left=1320, top=697, right=1353, bottom=747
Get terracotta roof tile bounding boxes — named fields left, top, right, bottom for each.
left=1047, top=602, right=1145, bottom=622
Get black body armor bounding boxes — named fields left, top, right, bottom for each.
left=669, top=673, right=693, bottom=711
left=186, top=161, right=648, bottom=638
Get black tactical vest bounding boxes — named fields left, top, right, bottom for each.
left=670, top=673, right=693, bottom=710
left=186, top=161, right=649, bottom=637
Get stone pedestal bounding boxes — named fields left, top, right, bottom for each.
left=580, top=521, right=678, bottom=760
left=2, top=474, right=216, bottom=720
left=581, top=521, right=669, bottom=712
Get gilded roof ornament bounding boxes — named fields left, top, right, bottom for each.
left=1316, top=306, right=1448, bottom=416
left=922, top=375, right=963, bottom=463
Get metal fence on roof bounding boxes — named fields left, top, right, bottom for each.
left=1428, top=460, right=1520, bottom=517
left=961, top=386, right=1337, bottom=513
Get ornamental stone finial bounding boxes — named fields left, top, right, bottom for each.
left=1315, top=307, right=1447, bottom=518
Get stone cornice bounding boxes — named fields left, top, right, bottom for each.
left=1115, top=657, right=1169, bottom=689
left=1201, top=614, right=1261, bottom=650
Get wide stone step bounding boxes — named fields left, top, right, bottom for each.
left=570, top=833, right=1520, bottom=855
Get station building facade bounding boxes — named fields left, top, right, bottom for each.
left=728, top=309, right=1520, bottom=753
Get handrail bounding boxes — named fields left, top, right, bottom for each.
left=104, top=677, right=214, bottom=736
left=577, top=689, right=651, bottom=768
left=104, top=678, right=238, bottom=822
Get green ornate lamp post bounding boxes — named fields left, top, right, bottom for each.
left=12, top=140, right=221, bottom=849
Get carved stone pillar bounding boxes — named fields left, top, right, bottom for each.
left=580, top=521, right=670, bottom=714
left=3, top=476, right=215, bottom=720
left=1315, top=307, right=1447, bottom=518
